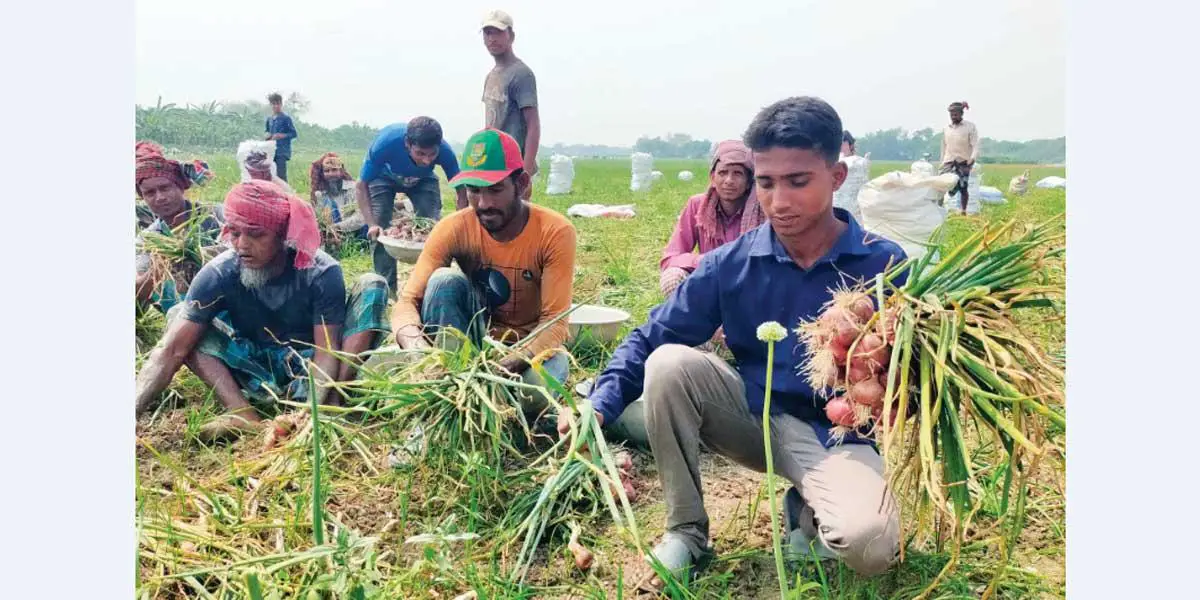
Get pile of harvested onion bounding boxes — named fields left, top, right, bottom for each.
left=799, top=290, right=900, bottom=433
left=790, top=217, right=1065, bottom=599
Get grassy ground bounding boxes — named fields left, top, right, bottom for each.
left=136, top=154, right=1066, bottom=599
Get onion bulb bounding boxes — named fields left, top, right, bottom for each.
left=848, top=378, right=885, bottom=408
left=854, top=334, right=890, bottom=372
left=848, top=295, right=876, bottom=323
left=820, top=306, right=854, bottom=327
left=833, top=319, right=859, bottom=348
left=567, top=526, right=594, bottom=570
left=824, top=397, right=857, bottom=427
left=846, top=361, right=873, bottom=384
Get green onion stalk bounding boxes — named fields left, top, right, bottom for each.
left=792, top=216, right=1066, bottom=566
left=756, top=321, right=790, bottom=599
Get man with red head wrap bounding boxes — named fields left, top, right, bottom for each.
left=135, top=181, right=392, bottom=442
left=940, top=101, right=980, bottom=215
left=134, top=141, right=222, bottom=313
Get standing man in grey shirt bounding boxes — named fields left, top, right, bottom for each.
left=480, top=9, right=540, bottom=201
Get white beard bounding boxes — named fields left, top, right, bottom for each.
left=239, top=266, right=274, bottom=289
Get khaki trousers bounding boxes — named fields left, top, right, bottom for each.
left=642, top=344, right=900, bottom=575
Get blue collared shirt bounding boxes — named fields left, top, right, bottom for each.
left=589, top=208, right=907, bottom=447
left=265, top=113, right=298, bottom=159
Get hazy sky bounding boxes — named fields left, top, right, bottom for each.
left=136, top=0, right=1064, bottom=146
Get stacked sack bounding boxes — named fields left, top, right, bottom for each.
left=630, top=152, right=655, bottom=192
left=859, top=171, right=958, bottom=260
left=910, top=155, right=943, bottom=204
left=546, top=154, right=575, bottom=195
left=834, top=152, right=871, bottom=222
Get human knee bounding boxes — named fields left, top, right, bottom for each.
left=659, top=267, right=689, bottom=297
left=353, top=272, right=388, bottom=294
left=644, top=344, right=708, bottom=399
left=821, top=511, right=899, bottom=576
left=426, top=267, right=469, bottom=294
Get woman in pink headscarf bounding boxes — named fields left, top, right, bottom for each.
left=659, top=140, right=765, bottom=296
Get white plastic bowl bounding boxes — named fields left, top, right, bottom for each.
left=568, top=304, right=631, bottom=343
left=378, top=236, right=424, bottom=263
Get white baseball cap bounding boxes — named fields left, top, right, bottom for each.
left=481, top=10, right=513, bottom=31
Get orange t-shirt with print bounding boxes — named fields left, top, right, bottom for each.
left=392, top=204, right=577, bottom=358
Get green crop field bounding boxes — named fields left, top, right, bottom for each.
left=136, top=154, right=1066, bottom=599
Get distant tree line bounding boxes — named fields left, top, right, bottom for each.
left=135, top=95, right=379, bottom=154
left=855, top=128, right=1064, bottom=164
left=632, top=133, right=714, bottom=159
left=136, top=98, right=1064, bottom=164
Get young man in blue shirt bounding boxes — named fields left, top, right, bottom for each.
left=354, top=116, right=469, bottom=294
left=578, top=97, right=907, bottom=586
left=264, top=93, right=298, bottom=182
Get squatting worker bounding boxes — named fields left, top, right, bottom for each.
left=578, top=97, right=907, bottom=590
left=940, top=101, right=980, bottom=215
left=134, top=180, right=391, bottom=442
left=355, top=117, right=469, bottom=295
left=480, top=9, right=540, bottom=202
left=391, top=128, right=581, bottom=423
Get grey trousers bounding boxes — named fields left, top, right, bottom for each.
left=641, top=344, right=900, bottom=575
left=367, top=176, right=442, bottom=293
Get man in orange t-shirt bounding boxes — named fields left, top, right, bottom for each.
left=391, top=128, right=575, bottom=416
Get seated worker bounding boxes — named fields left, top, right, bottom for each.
left=580, top=97, right=907, bottom=589
left=309, top=151, right=367, bottom=238
left=391, top=128, right=576, bottom=421
left=309, top=152, right=354, bottom=220
left=356, top=117, right=470, bottom=295
left=659, top=139, right=766, bottom=298
left=134, top=180, right=391, bottom=442
left=659, top=139, right=766, bottom=352
left=134, top=141, right=222, bottom=313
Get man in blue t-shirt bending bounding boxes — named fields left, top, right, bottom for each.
left=355, top=116, right=468, bottom=294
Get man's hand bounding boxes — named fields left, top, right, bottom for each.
left=967, top=159, right=976, bottom=168
left=555, top=407, right=638, bottom=501
left=556, top=406, right=605, bottom=440
left=395, top=323, right=431, bottom=351
left=367, top=225, right=382, bottom=241
left=498, top=355, right=528, bottom=377
left=525, top=160, right=539, bottom=179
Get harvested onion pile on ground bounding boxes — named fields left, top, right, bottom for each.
left=795, top=217, right=1066, bottom=558
left=139, top=209, right=222, bottom=299
left=502, top=367, right=645, bottom=585
left=341, top=339, right=539, bottom=480
left=383, top=214, right=435, bottom=242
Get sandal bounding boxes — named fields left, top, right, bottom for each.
left=783, top=486, right=838, bottom=562
left=635, top=532, right=714, bottom=594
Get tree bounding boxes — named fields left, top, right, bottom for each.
left=285, top=92, right=311, bottom=118
left=633, top=133, right=714, bottom=158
